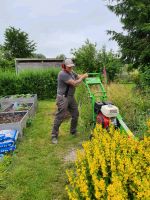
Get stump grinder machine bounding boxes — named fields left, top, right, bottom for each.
left=83, top=73, right=134, bottom=138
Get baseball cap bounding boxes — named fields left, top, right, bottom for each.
left=64, top=58, right=75, bottom=67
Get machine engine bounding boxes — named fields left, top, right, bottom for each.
left=95, top=102, right=120, bottom=129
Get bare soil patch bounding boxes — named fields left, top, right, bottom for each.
left=0, top=112, right=27, bottom=123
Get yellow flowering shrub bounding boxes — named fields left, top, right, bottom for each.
left=147, top=119, right=150, bottom=135
left=66, top=124, right=150, bottom=200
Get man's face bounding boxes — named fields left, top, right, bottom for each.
left=66, top=66, right=73, bottom=73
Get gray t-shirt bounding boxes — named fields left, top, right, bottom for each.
left=57, top=70, right=78, bottom=96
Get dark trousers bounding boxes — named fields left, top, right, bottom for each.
left=51, top=95, right=79, bottom=138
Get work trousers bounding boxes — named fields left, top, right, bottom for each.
left=51, top=95, right=79, bottom=138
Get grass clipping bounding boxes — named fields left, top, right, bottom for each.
left=75, top=83, right=93, bottom=133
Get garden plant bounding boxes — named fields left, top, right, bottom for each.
left=66, top=123, right=150, bottom=199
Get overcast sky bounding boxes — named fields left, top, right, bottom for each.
left=0, top=0, right=123, bottom=58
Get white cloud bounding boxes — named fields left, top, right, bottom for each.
left=0, top=0, right=122, bottom=57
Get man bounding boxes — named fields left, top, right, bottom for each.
left=51, top=58, right=88, bottom=144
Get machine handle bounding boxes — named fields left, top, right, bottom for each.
left=87, top=73, right=100, bottom=76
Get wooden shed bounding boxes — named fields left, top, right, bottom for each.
left=15, top=58, right=64, bottom=73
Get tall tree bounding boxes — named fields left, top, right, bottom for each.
left=71, top=39, right=97, bottom=72
left=106, top=0, right=150, bottom=71
left=3, top=26, right=36, bottom=60
left=71, top=40, right=123, bottom=81
left=0, top=45, right=4, bottom=59
left=97, top=46, right=123, bottom=81
left=32, top=53, right=46, bottom=59
left=56, top=54, right=66, bottom=60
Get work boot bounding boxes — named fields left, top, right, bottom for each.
left=52, top=137, right=58, bottom=144
left=70, top=131, right=77, bottom=136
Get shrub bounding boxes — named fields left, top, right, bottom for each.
left=66, top=124, right=150, bottom=200
left=115, top=69, right=139, bottom=84
left=19, top=69, right=58, bottom=99
left=76, top=82, right=149, bottom=136
left=138, top=67, right=150, bottom=93
left=0, top=68, right=59, bottom=99
left=0, top=59, right=15, bottom=71
left=107, top=83, right=150, bottom=136
left=0, top=70, right=18, bottom=95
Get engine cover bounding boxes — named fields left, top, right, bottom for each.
left=101, top=105, right=119, bottom=118
left=96, top=112, right=110, bottom=128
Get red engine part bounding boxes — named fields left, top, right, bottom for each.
left=96, top=112, right=110, bottom=128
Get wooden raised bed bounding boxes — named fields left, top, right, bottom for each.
left=0, top=112, right=29, bottom=137
left=2, top=103, right=35, bottom=117
left=0, top=94, right=38, bottom=111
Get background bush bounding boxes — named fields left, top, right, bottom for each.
left=0, top=68, right=59, bottom=99
left=0, top=59, right=15, bottom=71
left=76, top=82, right=149, bottom=137
left=107, top=83, right=150, bottom=137
left=136, top=67, right=150, bottom=94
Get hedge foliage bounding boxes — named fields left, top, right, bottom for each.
left=138, top=67, right=150, bottom=92
left=66, top=123, right=150, bottom=200
left=107, top=84, right=150, bottom=136
left=0, top=68, right=59, bottom=99
left=76, top=82, right=150, bottom=137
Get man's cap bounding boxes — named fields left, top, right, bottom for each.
left=64, top=58, right=75, bottom=67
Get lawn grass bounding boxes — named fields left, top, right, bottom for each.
left=0, top=100, right=89, bottom=200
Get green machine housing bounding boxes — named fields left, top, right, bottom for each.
left=83, top=73, right=134, bottom=137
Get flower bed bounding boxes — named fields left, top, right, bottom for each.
left=3, top=103, right=35, bottom=117
left=0, top=112, right=29, bottom=137
left=0, top=94, right=37, bottom=110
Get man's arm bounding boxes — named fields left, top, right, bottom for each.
left=77, top=74, right=85, bottom=79
left=66, top=73, right=88, bottom=87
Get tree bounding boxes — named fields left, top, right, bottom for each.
left=32, top=53, right=46, bottom=59
left=106, top=0, right=150, bottom=71
left=56, top=54, right=66, bottom=60
left=0, top=45, right=14, bottom=70
left=97, top=46, right=123, bottom=81
left=71, top=39, right=97, bottom=72
left=71, top=40, right=123, bottom=81
left=3, top=26, right=36, bottom=60
left=0, top=45, right=4, bottom=59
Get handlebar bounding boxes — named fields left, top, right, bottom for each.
left=87, top=73, right=100, bottom=76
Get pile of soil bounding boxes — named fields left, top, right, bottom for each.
left=0, top=112, right=26, bottom=123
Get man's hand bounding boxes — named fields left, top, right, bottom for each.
left=82, top=73, right=88, bottom=79
left=78, top=73, right=88, bottom=79
left=66, top=73, right=88, bottom=87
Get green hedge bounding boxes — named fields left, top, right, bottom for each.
left=0, top=69, right=59, bottom=99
